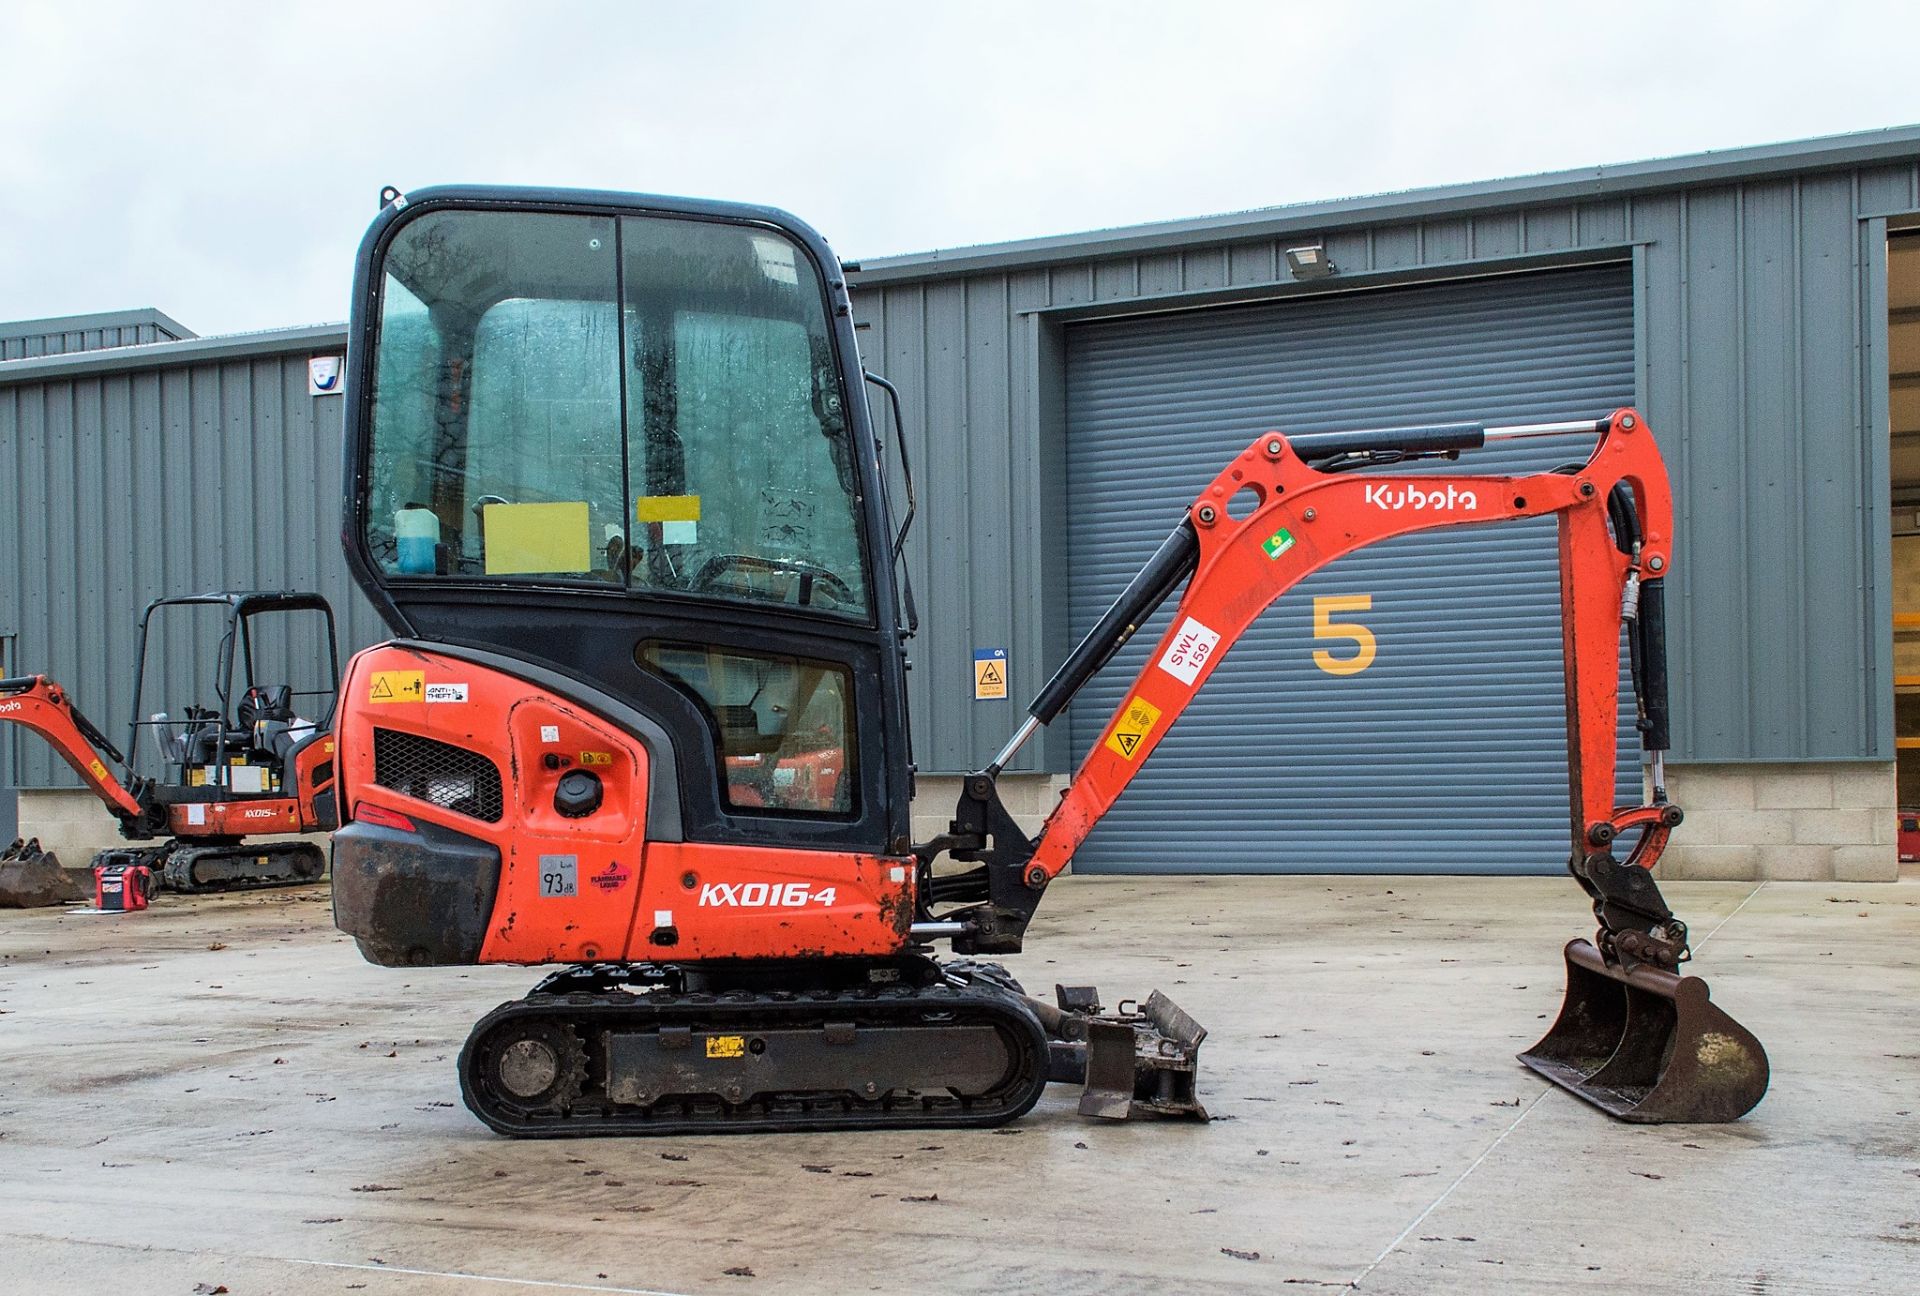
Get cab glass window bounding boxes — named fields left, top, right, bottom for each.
left=639, top=642, right=854, bottom=815
left=364, top=207, right=870, bottom=616
left=367, top=211, right=622, bottom=583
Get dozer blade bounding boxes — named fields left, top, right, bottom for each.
left=1519, top=938, right=1768, bottom=1123
left=1039, top=986, right=1208, bottom=1121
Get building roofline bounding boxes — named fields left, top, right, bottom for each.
left=0, top=322, right=347, bottom=386
left=0, top=306, right=196, bottom=343
left=849, top=123, right=1920, bottom=285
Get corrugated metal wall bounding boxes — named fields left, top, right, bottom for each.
left=852, top=160, right=1920, bottom=773
left=1064, top=266, right=1637, bottom=874
left=2, top=152, right=1915, bottom=793
left=0, top=312, right=193, bottom=362
left=0, top=345, right=385, bottom=789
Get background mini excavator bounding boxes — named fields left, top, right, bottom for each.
left=1, top=590, right=340, bottom=896
left=329, top=186, right=1768, bottom=1135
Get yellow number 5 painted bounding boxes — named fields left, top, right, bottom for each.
left=1312, top=595, right=1376, bottom=675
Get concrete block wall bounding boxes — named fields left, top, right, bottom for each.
left=1658, top=762, right=1898, bottom=882
left=15, top=789, right=129, bottom=867
left=910, top=774, right=1069, bottom=854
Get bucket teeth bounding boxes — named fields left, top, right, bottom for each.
left=1519, top=939, right=1768, bottom=1123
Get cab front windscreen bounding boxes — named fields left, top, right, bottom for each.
left=363, top=207, right=870, bottom=620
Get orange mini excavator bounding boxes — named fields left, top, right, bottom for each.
left=330, top=186, right=1768, bottom=1136
left=1, top=591, right=340, bottom=892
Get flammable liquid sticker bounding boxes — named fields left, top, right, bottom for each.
left=1104, top=695, right=1163, bottom=761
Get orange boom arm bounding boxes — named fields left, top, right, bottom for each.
left=929, top=408, right=1681, bottom=963
left=0, top=675, right=147, bottom=822
left=1030, top=407, right=1669, bottom=877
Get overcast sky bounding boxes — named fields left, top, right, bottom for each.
left=3, top=1, right=1917, bottom=337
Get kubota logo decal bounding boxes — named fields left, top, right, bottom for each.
left=1364, top=483, right=1478, bottom=511
left=0, top=701, right=21, bottom=713
left=700, top=882, right=839, bottom=908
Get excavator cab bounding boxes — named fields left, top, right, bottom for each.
left=340, top=189, right=911, bottom=860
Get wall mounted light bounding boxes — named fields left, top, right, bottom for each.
left=1285, top=243, right=1336, bottom=281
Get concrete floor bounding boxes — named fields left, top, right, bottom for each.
left=0, top=874, right=1915, bottom=1295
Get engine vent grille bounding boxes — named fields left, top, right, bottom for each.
left=372, top=728, right=505, bottom=823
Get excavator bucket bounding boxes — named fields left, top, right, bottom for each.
left=1519, top=939, right=1768, bottom=1123
left=0, top=838, right=83, bottom=908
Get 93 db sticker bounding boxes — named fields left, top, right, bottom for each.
left=1104, top=695, right=1163, bottom=761
left=538, top=854, right=577, bottom=897
left=1157, top=616, right=1221, bottom=685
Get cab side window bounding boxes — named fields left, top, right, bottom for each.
left=638, top=642, right=854, bottom=815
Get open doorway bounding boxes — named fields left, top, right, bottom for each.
left=1889, top=232, right=1920, bottom=866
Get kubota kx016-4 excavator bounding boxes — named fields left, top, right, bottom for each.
left=1, top=591, right=341, bottom=892
left=330, top=186, right=1768, bottom=1135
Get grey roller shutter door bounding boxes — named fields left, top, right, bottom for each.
left=1064, top=264, right=1637, bottom=874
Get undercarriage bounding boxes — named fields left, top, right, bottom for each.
left=96, top=839, right=328, bottom=894
left=457, top=957, right=1205, bottom=1137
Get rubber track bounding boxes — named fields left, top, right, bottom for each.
left=163, top=841, right=326, bottom=893
left=458, top=980, right=1052, bottom=1138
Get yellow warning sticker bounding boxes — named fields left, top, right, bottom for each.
left=369, top=670, right=425, bottom=703
left=87, top=759, right=109, bottom=782
left=636, top=494, right=703, bottom=523
left=579, top=750, right=614, bottom=767
left=972, top=649, right=1008, bottom=700
left=1104, top=695, right=1163, bottom=761
left=705, top=1035, right=746, bottom=1059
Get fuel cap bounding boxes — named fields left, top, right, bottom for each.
left=554, top=769, right=603, bottom=818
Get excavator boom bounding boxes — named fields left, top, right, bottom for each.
left=0, top=676, right=148, bottom=824
left=929, top=408, right=1765, bottom=1123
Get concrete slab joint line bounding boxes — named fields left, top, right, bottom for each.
left=1348, top=1089, right=1554, bottom=1291
left=287, top=1257, right=697, bottom=1295
left=1351, top=879, right=1767, bottom=1290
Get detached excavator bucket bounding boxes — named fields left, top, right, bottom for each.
left=1519, top=938, right=1768, bottom=1123
left=0, top=838, right=82, bottom=909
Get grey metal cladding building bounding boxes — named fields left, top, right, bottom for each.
left=0, top=308, right=195, bottom=361
left=4, top=125, right=1918, bottom=881
left=0, top=319, right=366, bottom=847
left=852, top=125, right=1919, bottom=881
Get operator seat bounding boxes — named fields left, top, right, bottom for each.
left=239, top=685, right=307, bottom=766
